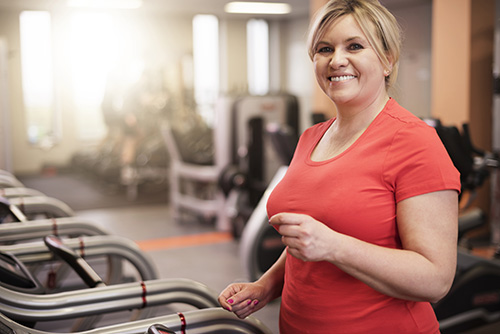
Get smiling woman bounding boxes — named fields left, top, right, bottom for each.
left=218, top=1, right=460, bottom=333
left=311, top=15, right=389, bottom=112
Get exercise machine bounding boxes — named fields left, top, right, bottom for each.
left=0, top=194, right=75, bottom=223
left=239, top=166, right=287, bottom=281
left=2, top=234, right=159, bottom=292
left=428, top=120, right=500, bottom=333
left=0, top=307, right=272, bottom=334
left=0, top=186, right=45, bottom=199
left=146, top=323, right=175, bottom=334
left=0, top=216, right=109, bottom=244
left=162, top=93, right=299, bottom=233
left=0, top=235, right=271, bottom=334
left=0, top=235, right=219, bottom=332
left=218, top=93, right=299, bottom=236
left=239, top=118, right=315, bottom=281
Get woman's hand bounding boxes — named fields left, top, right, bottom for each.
left=219, top=250, right=287, bottom=319
left=218, top=282, right=267, bottom=319
left=269, top=213, right=336, bottom=262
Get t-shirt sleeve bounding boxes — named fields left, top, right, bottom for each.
left=383, top=122, right=461, bottom=203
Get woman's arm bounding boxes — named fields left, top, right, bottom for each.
left=270, top=189, right=458, bottom=302
left=218, top=249, right=286, bottom=319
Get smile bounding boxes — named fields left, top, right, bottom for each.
left=329, top=75, right=356, bottom=82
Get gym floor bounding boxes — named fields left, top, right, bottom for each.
left=17, top=171, right=500, bottom=334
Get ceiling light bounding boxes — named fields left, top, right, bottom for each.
left=67, top=0, right=143, bottom=9
left=224, top=2, right=292, bottom=15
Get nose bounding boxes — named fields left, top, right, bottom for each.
left=329, top=50, right=348, bottom=69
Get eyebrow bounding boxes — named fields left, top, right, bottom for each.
left=345, top=36, right=365, bottom=43
left=317, top=35, right=365, bottom=45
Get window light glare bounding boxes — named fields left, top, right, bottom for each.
left=67, top=0, right=142, bottom=9
left=224, top=2, right=291, bottom=15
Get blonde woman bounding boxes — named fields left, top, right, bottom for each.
left=219, top=1, right=460, bottom=332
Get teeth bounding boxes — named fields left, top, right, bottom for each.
left=330, top=75, right=355, bottom=82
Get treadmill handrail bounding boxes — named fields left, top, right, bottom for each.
left=0, top=217, right=109, bottom=243
left=1, top=235, right=158, bottom=281
left=0, top=278, right=219, bottom=322
left=0, top=307, right=273, bottom=334
left=8, top=196, right=75, bottom=218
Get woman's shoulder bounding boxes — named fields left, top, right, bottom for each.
left=382, top=99, right=426, bottom=126
left=380, top=99, right=437, bottom=138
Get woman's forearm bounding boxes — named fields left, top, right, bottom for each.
left=329, top=233, right=455, bottom=302
left=271, top=190, right=458, bottom=303
left=255, top=249, right=287, bottom=302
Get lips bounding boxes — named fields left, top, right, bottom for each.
left=329, top=75, right=356, bottom=82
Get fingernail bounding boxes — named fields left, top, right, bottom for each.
left=227, top=299, right=234, bottom=304
left=247, top=300, right=252, bottom=305
left=254, top=300, right=259, bottom=306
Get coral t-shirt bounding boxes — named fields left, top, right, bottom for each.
left=267, top=99, right=460, bottom=333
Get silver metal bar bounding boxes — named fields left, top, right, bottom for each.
left=8, top=196, right=75, bottom=218
left=1, top=235, right=159, bottom=281
left=0, top=278, right=219, bottom=322
left=0, top=187, right=45, bottom=198
left=0, top=174, right=24, bottom=188
left=0, top=307, right=272, bottom=334
left=0, top=217, right=109, bottom=243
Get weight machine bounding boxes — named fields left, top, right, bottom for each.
left=162, top=93, right=299, bottom=234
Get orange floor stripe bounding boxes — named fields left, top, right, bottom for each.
left=136, top=232, right=234, bottom=251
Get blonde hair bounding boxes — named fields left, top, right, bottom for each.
left=307, top=0, right=402, bottom=89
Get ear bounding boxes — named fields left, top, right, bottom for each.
left=383, top=55, right=394, bottom=77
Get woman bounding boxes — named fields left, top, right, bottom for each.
left=219, top=0, right=461, bottom=332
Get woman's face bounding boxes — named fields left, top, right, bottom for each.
left=313, top=14, right=388, bottom=109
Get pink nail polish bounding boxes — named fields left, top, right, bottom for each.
left=227, top=299, right=234, bottom=304
left=254, top=300, right=259, bottom=306
left=247, top=300, right=252, bottom=305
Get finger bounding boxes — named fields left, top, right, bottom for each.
left=224, top=289, right=255, bottom=312
left=218, top=285, right=243, bottom=311
left=229, top=297, right=257, bottom=313
left=269, top=213, right=304, bottom=227
left=276, top=225, right=302, bottom=241
left=219, top=297, right=232, bottom=311
left=235, top=300, right=262, bottom=319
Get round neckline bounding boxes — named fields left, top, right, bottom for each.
left=305, top=98, right=393, bottom=166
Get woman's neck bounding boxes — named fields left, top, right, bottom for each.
left=333, top=94, right=390, bottom=135
left=310, top=95, right=390, bottom=162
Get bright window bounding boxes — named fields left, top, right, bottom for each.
left=192, top=15, right=219, bottom=125
left=20, top=11, right=57, bottom=147
left=68, top=12, right=138, bottom=141
left=247, top=19, right=269, bottom=95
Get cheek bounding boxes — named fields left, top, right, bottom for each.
left=313, top=59, right=329, bottom=83
left=313, top=60, right=321, bottom=75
